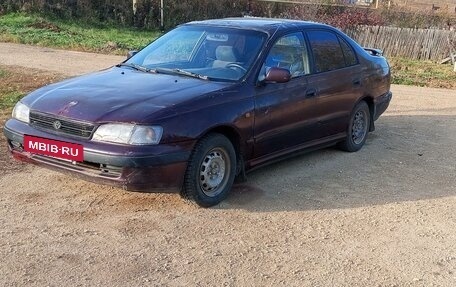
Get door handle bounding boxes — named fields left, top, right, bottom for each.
left=352, top=79, right=361, bottom=87
left=306, top=88, right=317, bottom=97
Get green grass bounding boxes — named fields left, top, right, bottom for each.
left=390, top=57, right=456, bottom=89
left=0, top=67, right=22, bottom=109
left=0, top=91, right=24, bottom=110
left=0, top=13, right=160, bottom=54
left=0, top=69, right=9, bottom=78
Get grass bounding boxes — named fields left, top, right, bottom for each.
left=0, top=13, right=160, bottom=54
left=0, top=69, right=9, bottom=78
left=0, top=91, right=23, bottom=110
left=390, top=57, right=456, bottom=89
left=0, top=66, right=63, bottom=111
left=0, top=67, right=20, bottom=110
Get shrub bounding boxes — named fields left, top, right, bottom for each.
left=0, top=0, right=453, bottom=29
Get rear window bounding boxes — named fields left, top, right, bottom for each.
left=339, top=36, right=358, bottom=67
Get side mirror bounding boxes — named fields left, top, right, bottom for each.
left=264, top=67, right=291, bottom=83
left=127, top=50, right=138, bottom=59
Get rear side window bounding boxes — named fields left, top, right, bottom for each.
left=339, top=36, right=358, bottom=66
left=307, top=30, right=346, bottom=73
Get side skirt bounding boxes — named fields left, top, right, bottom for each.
left=246, top=132, right=346, bottom=172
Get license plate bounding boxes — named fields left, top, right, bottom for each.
left=24, top=135, right=84, bottom=162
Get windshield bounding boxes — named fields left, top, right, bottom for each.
left=125, top=25, right=267, bottom=81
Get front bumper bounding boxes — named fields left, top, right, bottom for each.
left=3, top=119, right=193, bottom=192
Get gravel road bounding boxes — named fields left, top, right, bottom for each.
left=1, top=43, right=456, bottom=287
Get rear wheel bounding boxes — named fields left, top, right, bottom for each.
left=181, top=133, right=236, bottom=207
left=338, top=101, right=370, bottom=152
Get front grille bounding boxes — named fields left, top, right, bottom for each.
left=34, top=155, right=122, bottom=178
left=29, top=111, right=96, bottom=139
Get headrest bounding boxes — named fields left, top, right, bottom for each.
left=215, top=46, right=237, bottom=62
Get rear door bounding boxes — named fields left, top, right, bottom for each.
left=304, top=29, right=363, bottom=136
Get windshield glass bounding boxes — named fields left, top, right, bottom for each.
left=125, top=25, right=267, bottom=81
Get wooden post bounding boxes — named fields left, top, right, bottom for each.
left=160, top=0, right=164, bottom=31
left=452, top=52, right=456, bottom=72
left=132, top=0, right=137, bottom=15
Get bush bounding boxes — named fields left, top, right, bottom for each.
left=1, top=0, right=453, bottom=30
left=0, top=0, right=249, bottom=29
left=256, top=4, right=384, bottom=29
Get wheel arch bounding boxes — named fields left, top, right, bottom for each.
left=359, top=95, right=375, bottom=132
left=199, top=125, right=245, bottom=176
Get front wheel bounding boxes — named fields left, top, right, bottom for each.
left=181, top=133, right=236, bottom=207
left=338, top=101, right=370, bottom=152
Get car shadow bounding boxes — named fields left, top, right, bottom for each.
left=2, top=114, right=455, bottom=214
left=218, top=114, right=456, bottom=212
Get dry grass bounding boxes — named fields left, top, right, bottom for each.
left=390, top=57, right=456, bottom=89
left=0, top=65, right=63, bottom=174
left=0, top=65, right=63, bottom=111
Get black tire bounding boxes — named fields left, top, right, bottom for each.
left=181, top=133, right=236, bottom=207
left=338, top=101, right=370, bottom=152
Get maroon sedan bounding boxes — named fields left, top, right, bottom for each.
left=4, top=18, right=391, bottom=207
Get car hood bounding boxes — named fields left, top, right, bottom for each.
left=23, top=67, right=232, bottom=123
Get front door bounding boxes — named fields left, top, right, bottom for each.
left=253, top=32, right=321, bottom=159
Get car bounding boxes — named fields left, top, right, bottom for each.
left=4, top=18, right=392, bottom=207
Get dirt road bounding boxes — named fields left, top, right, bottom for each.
left=0, top=43, right=124, bottom=76
left=1, top=43, right=456, bottom=286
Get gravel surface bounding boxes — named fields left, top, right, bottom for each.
left=1, top=43, right=456, bottom=287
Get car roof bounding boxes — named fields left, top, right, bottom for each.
left=184, top=17, right=331, bottom=34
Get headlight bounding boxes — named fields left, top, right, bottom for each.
left=92, top=124, right=163, bottom=145
left=129, top=125, right=163, bottom=145
left=12, top=102, right=30, bottom=123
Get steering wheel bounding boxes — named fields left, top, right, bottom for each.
left=226, top=63, right=247, bottom=73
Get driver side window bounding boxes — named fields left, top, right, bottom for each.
left=259, top=32, right=310, bottom=81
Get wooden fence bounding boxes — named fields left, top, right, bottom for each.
left=346, top=26, right=456, bottom=61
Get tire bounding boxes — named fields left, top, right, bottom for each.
left=181, top=133, right=236, bottom=207
left=338, top=101, right=370, bottom=152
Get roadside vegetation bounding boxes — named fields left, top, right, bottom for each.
left=0, top=13, right=157, bottom=54
left=390, top=58, right=456, bottom=89
left=2, top=0, right=454, bottom=30
left=0, top=65, right=62, bottom=113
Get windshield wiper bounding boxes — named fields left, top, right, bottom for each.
left=117, top=64, right=209, bottom=80
left=151, top=67, right=209, bottom=81
left=172, top=69, right=209, bottom=81
left=116, top=63, right=153, bottom=73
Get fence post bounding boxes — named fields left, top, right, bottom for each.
left=132, top=0, right=137, bottom=15
left=160, top=0, right=164, bottom=31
